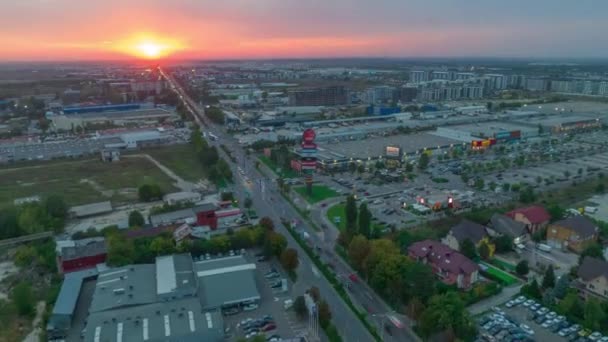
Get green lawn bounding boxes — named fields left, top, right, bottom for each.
left=143, top=144, right=207, bottom=182
left=491, top=258, right=517, bottom=272
left=481, top=262, right=519, bottom=285
left=0, top=157, right=178, bottom=208
left=327, top=203, right=346, bottom=230
left=294, top=185, right=340, bottom=204
left=258, top=155, right=298, bottom=178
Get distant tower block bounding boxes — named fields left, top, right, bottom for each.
left=300, top=128, right=318, bottom=196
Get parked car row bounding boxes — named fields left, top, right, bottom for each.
left=478, top=304, right=534, bottom=342
left=239, top=315, right=279, bottom=340
left=509, top=295, right=608, bottom=342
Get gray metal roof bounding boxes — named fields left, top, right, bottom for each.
left=84, top=298, right=224, bottom=342
left=61, top=239, right=107, bottom=261
left=149, top=208, right=195, bottom=226
left=156, top=254, right=197, bottom=299
left=69, top=201, right=113, bottom=218
left=52, top=268, right=99, bottom=316
left=194, top=256, right=260, bottom=309
left=90, top=265, right=157, bottom=313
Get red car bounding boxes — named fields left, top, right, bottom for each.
left=262, top=324, right=276, bottom=332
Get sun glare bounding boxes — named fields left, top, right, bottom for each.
left=112, top=34, right=184, bottom=59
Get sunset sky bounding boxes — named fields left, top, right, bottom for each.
left=2, top=0, right=608, bottom=61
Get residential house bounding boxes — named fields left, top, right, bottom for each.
left=408, top=240, right=479, bottom=289
left=576, top=256, right=608, bottom=300
left=487, top=213, right=528, bottom=245
left=546, top=216, right=598, bottom=253
left=506, top=206, right=550, bottom=234
left=442, top=219, right=494, bottom=256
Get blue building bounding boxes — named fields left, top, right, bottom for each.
left=63, top=103, right=142, bottom=115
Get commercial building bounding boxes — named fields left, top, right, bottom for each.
left=50, top=108, right=176, bottom=131
left=408, top=240, right=479, bottom=289
left=288, top=86, right=348, bottom=106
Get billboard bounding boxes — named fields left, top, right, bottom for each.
left=385, top=145, right=401, bottom=158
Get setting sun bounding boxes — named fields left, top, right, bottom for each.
left=137, top=42, right=164, bottom=59
left=110, top=33, right=185, bottom=59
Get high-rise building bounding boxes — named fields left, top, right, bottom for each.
left=431, top=71, right=450, bottom=81
left=397, top=87, right=418, bottom=102
left=485, top=74, right=507, bottom=90
left=288, top=86, right=348, bottom=106
left=508, top=75, right=526, bottom=89
left=550, top=80, right=574, bottom=93
left=410, top=70, right=428, bottom=83
left=363, top=86, right=396, bottom=104
left=463, top=86, right=484, bottom=99
left=599, top=82, right=608, bottom=96
left=525, top=78, right=548, bottom=91
left=455, top=72, right=475, bottom=80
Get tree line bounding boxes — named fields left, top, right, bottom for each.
left=191, top=129, right=232, bottom=184
left=0, top=194, right=68, bottom=240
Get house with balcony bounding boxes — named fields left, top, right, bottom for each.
left=576, top=256, right=608, bottom=300
left=408, top=240, right=479, bottom=289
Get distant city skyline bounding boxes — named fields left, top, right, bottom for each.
left=2, top=0, right=608, bottom=61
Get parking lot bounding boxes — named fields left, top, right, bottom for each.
left=222, top=253, right=307, bottom=341
left=478, top=295, right=608, bottom=342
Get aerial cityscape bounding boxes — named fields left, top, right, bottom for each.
left=2, top=1, right=608, bottom=342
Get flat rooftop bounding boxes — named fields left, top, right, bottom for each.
left=447, top=121, right=537, bottom=136
left=318, top=132, right=461, bottom=160
left=194, top=256, right=260, bottom=309
left=525, top=114, right=601, bottom=126
left=90, top=265, right=157, bottom=313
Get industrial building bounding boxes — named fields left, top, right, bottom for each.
left=288, top=86, right=348, bottom=106
left=50, top=107, right=176, bottom=131
left=49, top=253, right=260, bottom=341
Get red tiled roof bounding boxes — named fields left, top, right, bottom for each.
left=506, top=206, right=550, bottom=224
left=408, top=240, right=479, bottom=275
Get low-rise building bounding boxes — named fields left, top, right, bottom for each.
left=442, top=219, right=493, bottom=256
left=487, top=213, right=528, bottom=245
left=56, top=237, right=107, bottom=274
left=547, top=216, right=599, bottom=253
left=576, top=256, right=608, bottom=300
left=506, top=206, right=550, bottom=234
left=163, top=191, right=202, bottom=206
left=408, top=240, right=479, bottom=289
left=68, top=201, right=113, bottom=218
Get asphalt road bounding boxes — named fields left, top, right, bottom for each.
left=161, top=68, right=376, bottom=342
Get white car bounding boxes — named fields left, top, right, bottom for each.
left=515, top=296, right=526, bottom=303
left=523, top=299, right=534, bottom=307
left=537, top=307, right=549, bottom=315
left=558, top=328, right=570, bottom=337
left=519, top=324, right=534, bottom=335
left=505, top=300, right=516, bottom=308
left=589, top=332, right=603, bottom=341
left=243, top=304, right=258, bottom=311
left=546, top=311, right=557, bottom=319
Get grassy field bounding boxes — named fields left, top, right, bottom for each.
left=327, top=203, right=346, bottom=230
left=294, top=185, right=340, bottom=204
left=482, top=262, right=519, bottom=285
left=143, top=144, right=206, bottom=183
left=491, top=258, right=517, bottom=272
left=258, top=156, right=299, bottom=178
left=0, top=157, right=178, bottom=208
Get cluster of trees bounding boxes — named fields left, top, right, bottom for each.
left=293, top=287, right=339, bottom=341
left=138, top=184, right=164, bottom=202
left=191, top=129, right=232, bottom=184
left=105, top=217, right=296, bottom=271
left=341, top=195, right=373, bottom=242
left=345, top=235, right=476, bottom=339
left=205, top=106, right=225, bottom=124
left=0, top=194, right=68, bottom=239
left=269, top=144, right=292, bottom=171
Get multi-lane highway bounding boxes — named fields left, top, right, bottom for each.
left=160, top=68, right=377, bottom=342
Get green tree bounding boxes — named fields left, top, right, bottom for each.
left=542, top=265, right=556, bottom=289
left=418, top=153, right=430, bottom=170
left=419, top=292, right=476, bottom=340
left=558, top=290, right=584, bottom=318
left=280, top=248, right=299, bottom=273
left=521, top=279, right=542, bottom=300
left=579, top=243, right=605, bottom=264
left=149, top=236, right=175, bottom=256
left=244, top=197, right=253, bottom=209
left=44, top=194, right=68, bottom=220
left=345, top=195, right=358, bottom=235
left=128, top=210, right=145, bottom=227
left=318, top=300, right=332, bottom=329
left=348, top=235, right=371, bottom=272
left=138, top=184, right=163, bottom=202
left=553, top=275, right=570, bottom=299
left=357, top=203, right=371, bottom=238
left=596, top=183, right=606, bottom=194
left=12, top=282, right=35, bottom=317
left=460, top=238, right=477, bottom=259
left=502, top=183, right=510, bottom=192
left=494, top=235, right=514, bottom=253
left=293, top=296, right=307, bottom=319
left=13, top=245, right=36, bottom=268
left=584, top=298, right=605, bottom=331
left=516, top=260, right=529, bottom=276
left=405, top=262, right=437, bottom=303
left=106, top=233, right=135, bottom=266
left=264, top=231, right=287, bottom=257
left=547, top=203, right=565, bottom=221
left=259, top=217, right=275, bottom=231
left=478, top=241, right=491, bottom=260
left=519, top=187, right=536, bottom=203
left=405, top=162, right=414, bottom=172
left=474, top=178, right=485, bottom=190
